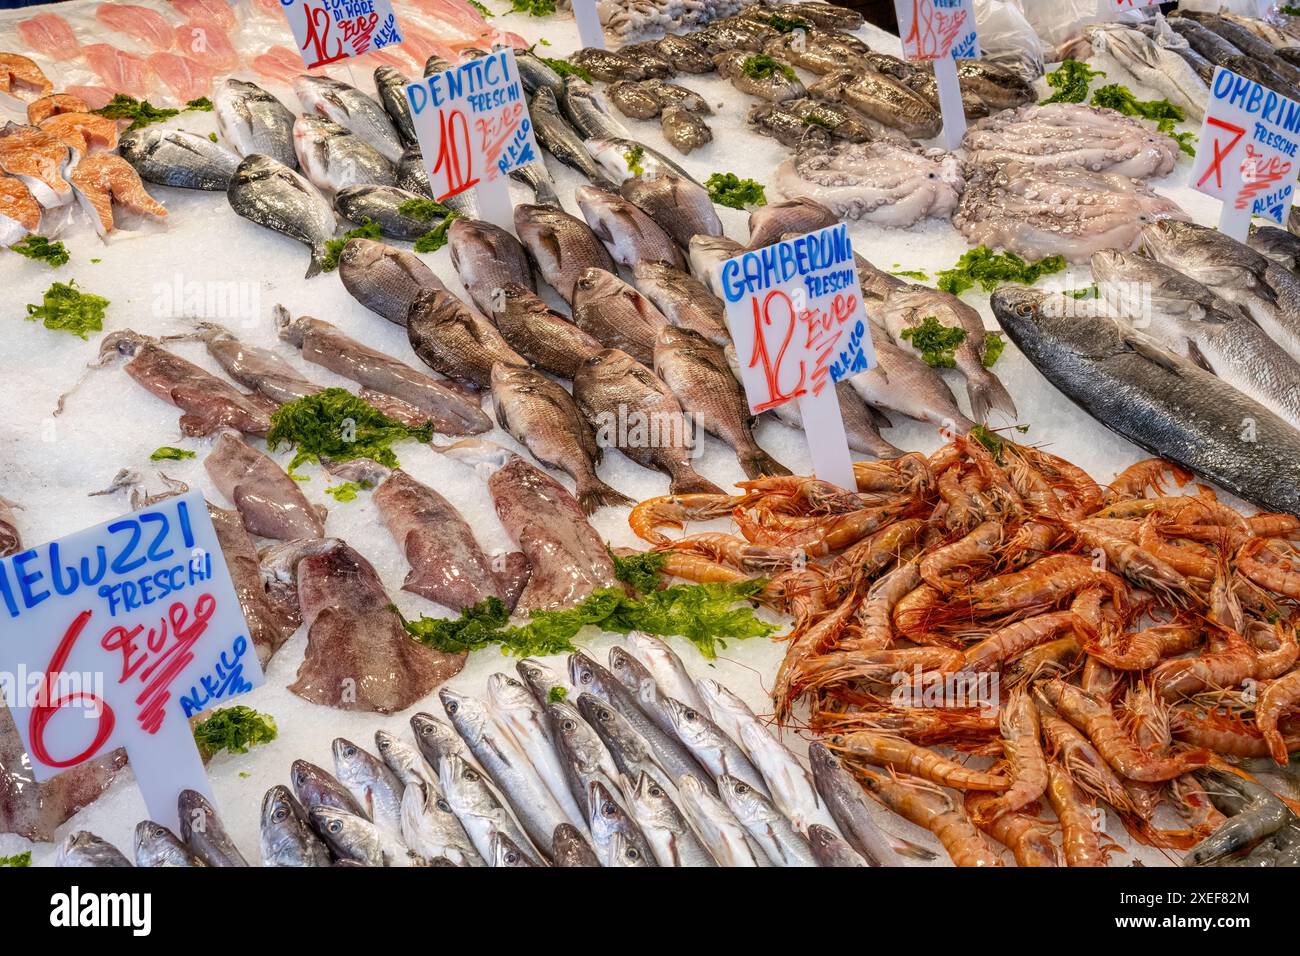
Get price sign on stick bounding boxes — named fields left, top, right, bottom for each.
left=405, top=49, right=541, bottom=232
left=718, top=224, right=876, bottom=490
left=894, top=0, right=978, bottom=150
left=0, top=492, right=264, bottom=831
left=279, top=0, right=404, bottom=69
left=1189, top=67, right=1298, bottom=241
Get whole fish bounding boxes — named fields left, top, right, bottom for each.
left=489, top=456, right=620, bottom=610
left=516, top=48, right=564, bottom=96
left=715, top=50, right=806, bottom=102
left=375, top=729, right=435, bottom=789
left=488, top=672, right=588, bottom=831
left=576, top=690, right=667, bottom=785
left=310, top=806, right=411, bottom=866
left=335, top=184, right=441, bottom=240
left=572, top=267, right=669, bottom=363
left=688, top=234, right=747, bottom=298
left=620, top=174, right=722, bottom=249
left=187, top=322, right=319, bottom=406
left=547, top=697, right=624, bottom=825
left=514, top=202, right=617, bottom=304
left=808, top=824, right=869, bottom=866
left=120, top=127, right=240, bottom=190
left=491, top=831, right=540, bottom=867
left=588, top=780, right=658, bottom=866
left=374, top=468, right=523, bottom=610
left=739, top=721, right=842, bottom=835
left=624, top=633, right=707, bottom=715
left=632, top=261, right=731, bottom=346
left=438, top=753, right=541, bottom=865
left=291, top=758, right=368, bottom=817
left=448, top=217, right=535, bottom=317
left=518, top=657, right=568, bottom=708
left=204, top=430, right=325, bottom=540
left=571, top=47, right=646, bottom=82
left=57, top=832, right=132, bottom=867
left=676, top=775, right=767, bottom=866
left=491, top=282, right=604, bottom=377
left=748, top=197, right=838, bottom=250
left=846, top=335, right=975, bottom=433
left=407, top=287, right=529, bottom=388
left=490, top=363, right=632, bottom=515
left=718, top=774, right=817, bottom=866
left=400, top=782, right=485, bottom=866
left=227, top=153, right=336, bottom=277
left=585, top=135, right=697, bottom=184
left=623, top=770, right=718, bottom=866
left=410, top=712, right=475, bottom=770
left=654, top=325, right=790, bottom=478
left=214, top=78, right=297, bottom=168
left=338, top=235, right=443, bottom=324
left=606, top=644, right=681, bottom=740
left=1249, top=224, right=1300, bottom=271
left=441, top=688, right=571, bottom=855
left=569, top=651, right=711, bottom=787
left=661, top=106, right=712, bottom=154
left=1091, top=249, right=1300, bottom=429
left=260, top=785, right=331, bottom=867
left=333, top=737, right=405, bottom=838
left=560, top=75, right=629, bottom=140
left=374, top=64, right=417, bottom=146
left=663, top=697, right=771, bottom=796
left=275, top=308, right=491, bottom=432
left=552, top=823, right=601, bottom=866
left=1086, top=24, right=1207, bottom=121
left=1140, top=219, right=1300, bottom=365
left=531, top=86, right=616, bottom=188
left=425, top=55, right=453, bottom=78
left=295, top=74, right=404, bottom=162
left=134, top=821, right=206, bottom=867
left=396, top=143, right=433, bottom=197
left=655, top=33, right=715, bottom=74
left=179, top=789, right=249, bottom=867
left=808, top=744, right=925, bottom=866
left=576, top=185, right=687, bottom=269
left=993, top=285, right=1300, bottom=517
left=509, top=160, right=560, bottom=207
left=293, top=114, right=395, bottom=195
left=1190, top=12, right=1300, bottom=87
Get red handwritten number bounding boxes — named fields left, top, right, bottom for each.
left=433, top=109, right=476, bottom=200
left=29, top=610, right=116, bottom=768
left=1198, top=117, right=1247, bottom=190
left=301, top=3, right=346, bottom=69
left=748, top=291, right=806, bottom=413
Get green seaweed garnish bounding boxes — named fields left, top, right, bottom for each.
left=413, top=211, right=461, bottom=253
left=0, top=852, right=31, bottom=867
left=741, top=54, right=797, bottom=83
left=548, top=686, right=567, bottom=703
left=900, top=316, right=965, bottom=369
left=321, top=218, right=383, bottom=272
left=1041, top=59, right=1104, bottom=104
left=623, top=144, right=646, bottom=178
left=612, top=548, right=668, bottom=595
left=538, top=54, right=592, bottom=82
left=397, top=197, right=453, bottom=222
left=192, top=706, right=278, bottom=759
left=267, top=388, right=433, bottom=474
left=208, top=132, right=218, bottom=142
left=890, top=269, right=929, bottom=281
left=9, top=235, right=69, bottom=267
left=468, top=0, right=493, bottom=15
left=93, top=94, right=214, bottom=131
left=185, top=96, right=213, bottom=111
left=1091, top=83, right=1196, bottom=156
left=761, top=13, right=811, bottom=32
left=982, top=331, right=1006, bottom=368
left=970, top=424, right=1006, bottom=462
left=24, top=280, right=109, bottom=339
left=150, top=446, right=196, bottom=462
left=706, top=172, right=767, bottom=210
left=324, top=480, right=373, bottom=502
left=936, top=246, right=1066, bottom=297
left=510, top=0, right=555, bottom=15
left=1066, top=284, right=1099, bottom=299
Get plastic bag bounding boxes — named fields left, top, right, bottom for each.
left=974, top=0, right=1045, bottom=81
left=1177, top=0, right=1274, bottom=16
left=1011, top=0, right=1151, bottom=49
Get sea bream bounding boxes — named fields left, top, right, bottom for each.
left=227, top=153, right=337, bottom=277
left=632, top=261, right=731, bottom=346
left=214, top=79, right=298, bottom=169
left=294, top=74, right=404, bottom=163
left=514, top=202, right=617, bottom=304
left=120, top=127, right=241, bottom=191
left=334, top=184, right=443, bottom=240
left=572, top=267, right=669, bottom=364
left=576, top=185, right=687, bottom=269
left=619, top=173, right=722, bottom=248
left=337, top=236, right=445, bottom=326
left=293, top=114, right=396, bottom=195
left=407, top=287, right=529, bottom=388
left=448, top=217, right=535, bottom=317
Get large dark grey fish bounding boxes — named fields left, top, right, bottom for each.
left=227, top=153, right=336, bottom=277
left=514, top=202, right=616, bottom=304
left=260, top=785, right=331, bottom=867
left=179, top=789, right=249, bottom=866
left=531, top=86, right=617, bottom=188
left=214, top=78, right=297, bottom=168
left=516, top=48, right=564, bottom=96
left=338, top=236, right=444, bottom=325
left=334, top=184, right=443, bottom=240
left=447, top=217, right=534, bottom=317
left=491, top=282, right=603, bottom=378
left=120, top=127, right=240, bottom=190
left=619, top=174, right=722, bottom=249
left=374, top=64, right=418, bottom=146
left=407, top=287, right=529, bottom=388
left=1167, top=16, right=1299, bottom=98
left=993, top=285, right=1300, bottom=516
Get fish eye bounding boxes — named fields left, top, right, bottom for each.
left=598, top=709, right=612, bottom=722
left=1016, top=303, right=1034, bottom=318
left=273, top=807, right=289, bottom=822
left=580, top=672, right=593, bottom=685
left=344, top=745, right=356, bottom=757
left=377, top=738, right=390, bottom=751
left=626, top=848, right=641, bottom=861
left=446, top=701, right=459, bottom=715
left=563, top=719, right=577, bottom=732
left=649, top=785, right=663, bottom=798
left=684, top=708, right=698, bottom=720
left=465, top=768, right=480, bottom=781
left=602, top=801, right=617, bottom=816
left=506, top=677, right=521, bottom=687
left=736, top=782, right=750, bottom=794
left=436, top=799, right=451, bottom=812
left=504, top=850, right=519, bottom=864
left=328, top=820, right=343, bottom=834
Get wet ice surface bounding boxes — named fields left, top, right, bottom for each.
left=0, top=2, right=1238, bottom=866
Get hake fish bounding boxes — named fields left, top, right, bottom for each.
left=437, top=754, right=540, bottom=867
left=179, top=789, right=248, bottom=867
left=623, top=770, right=718, bottom=867
left=332, top=737, right=405, bottom=839
left=547, top=697, right=624, bottom=826
left=589, top=780, right=658, bottom=867
left=227, top=153, right=336, bottom=277
left=260, top=785, right=331, bottom=867
left=134, top=821, right=206, bottom=868
left=530, top=86, right=616, bottom=188
left=992, top=286, right=1300, bottom=517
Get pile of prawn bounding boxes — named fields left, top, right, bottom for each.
left=627, top=433, right=1300, bottom=867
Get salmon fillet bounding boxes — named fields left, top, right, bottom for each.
left=70, top=152, right=167, bottom=234
left=39, top=112, right=120, bottom=154
left=0, top=174, right=40, bottom=244
left=27, top=93, right=90, bottom=125
left=0, top=123, right=74, bottom=206
left=0, top=53, right=54, bottom=99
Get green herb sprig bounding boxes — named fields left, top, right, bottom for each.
left=267, top=388, right=432, bottom=475
left=510, top=0, right=555, bottom=15
left=900, top=316, right=965, bottom=369
left=706, top=172, right=767, bottom=210
left=1041, top=60, right=1104, bottom=105
left=741, top=54, right=797, bottom=83
left=92, top=94, right=212, bottom=132
left=192, top=706, right=278, bottom=759
left=324, top=480, right=373, bottom=502
left=0, top=852, right=31, bottom=867
left=10, top=235, right=69, bottom=267
left=321, top=219, right=383, bottom=272
left=935, top=246, right=1066, bottom=297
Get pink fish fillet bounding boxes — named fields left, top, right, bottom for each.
left=96, top=4, right=176, bottom=52
left=148, top=51, right=213, bottom=102
left=83, top=44, right=154, bottom=98
left=252, top=46, right=315, bottom=84
left=39, top=112, right=121, bottom=153
left=16, top=13, right=80, bottom=62
left=0, top=123, right=74, bottom=207
left=65, top=85, right=117, bottom=111
left=0, top=174, right=41, bottom=245
left=171, top=0, right=236, bottom=30
left=69, top=152, right=168, bottom=235
left=0, top=53, right=54, bottom=98
left=174, top=20, right=240, bottom=72
left=27, top=93, right=90, bottom=125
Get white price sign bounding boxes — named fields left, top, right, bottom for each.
left=278, top=0, right=404, bottom=69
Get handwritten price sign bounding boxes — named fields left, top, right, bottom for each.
left=1106, top=0, right=1160, bottom=10
left=719, top=223, right=874, bottom=489
left=279, top=0, right=403, bottom=70
left=895, top=0, right=979, bottom=61
left=0, top=491, right=263, bottom=829
left=405, top=49, right=539, bottom=204
left=1190, top=67, right=1298, bottom=237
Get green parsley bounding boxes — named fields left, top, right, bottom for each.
left=900, top=316, right=965, bottom=369
left=267, top=388, right=433, bottom=475
left=185, top=96, right=213, bottom=111
left=982, top=331, right=1006, bottom=368
left=397, top=197, right=453, bottom=222
left=192, top=706, right=278, bottom=759
left=548, top=685, right=567, bottom=703
left=324, top=480, right=373, bottom=502
left=413, top=211, right=461, bottom=253
left=706, top=172, right=767, bottom=210
left=1041, top=59, right=1104, bottom=105
left=510, top=0, right=555, bottom=15
left=741, top=54, right=797, bottom=83
left=890, top=269, right=929, bottom=281
left=539, top=55, right=592, bottom=82
left=150, top=446, right=196, bottom=462
left=612, top=548, right=667, bottom=595
left=468, top=0, right=493, bottom=15
left=935, top=246, right=1066, bottom=297
left=90, top=258, right=101, bottom=264
left=1284, top=4, right=1300, bottom=13
left=25, top=280, right=109, bottom=339
left=321, top=218, right=383, bottom=272
left=208, top=132, right=218, bottom=142
left=0, top=852, right=31, bottom=867
left=10, top=235, right=69, bottom=267
left=624, top=144, right=646, bottom=178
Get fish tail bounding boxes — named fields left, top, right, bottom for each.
left=306, top=242, right=326, bottom=279
left=670, top=469, right=724, bottom=495
left=578, top=478, right=636, bottom=515
left=967, top=370, right=1017, bottom=421
left=738, top=444, right=792, bottom=479
left=889, top=835, right=940, bottom=861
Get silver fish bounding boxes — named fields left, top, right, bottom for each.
left=576, top=690, right=667, bottom=786
left=396, top=144, right=434, bottom=198
left=438, top=753, right=541, bottom=866
left=338, top=235, right=444, bottom=325
left=491, top=831, right=541, bottom=867
left=560, top=75, right=629, bottom=140
left=448, top=217, right=535, bottom=318
left=531, top=86, right=617, bottom=188
left=516, top=49, right=564, bottom=96
left=295, top=74, right=404, bottom=163
left=631, top=260, right=730, bottom=345
left=374, top=64, right=417, bottom=146
left=514, top=202, right=617, bottom=304
left=227, top=153, right=336, bottom=277
left=846, top=335, right=974, bottom=434
left=375, top=729, right=435, bottom=789
left=291, top=757, right=368, bottom=817
left=663, top=697, right=771, bottom=797
left=588, top=780, right=657, bottom=866
left=623, top=770, right=717, bottom=866
left=260, top=785, right=331, bottom=867
left=718, top=774, right=817, bottom=866
left=293, top=113, right=395, bottom=195
left=120, top=127, right=240, bottom=190
left=334, top=183, right=443, bottom=240
left=179, top=788, right=248, bottom=867
left=333, top=737, right=405, bottom=838
left=310, top=805, right=410, bottom=866
left=547, top=697, right=624, bottom=825
left=400, top=782, right=485, bottom=866
left=517, top=657, right=568, bottom=708
left=509, top=160, right=560, bottom=207
left=56, top=831, right=132, bottom=867
left=410, top=712, right=475, bottom=770
left=620, top=174, right=722, bottom=249
left=214, top=78, right=297, bottom=168
left=134, top=821, right=206, bottom=867
left=585, top=136, right=697, bottom=184
left=605, top=644, right=680, bottom=740
left=572, top=266, right=669, bottom=364
left=738, top=720, right=841, bottom=835
left=808, top=823, right=870, bottom=866
left=676, top=775, right=767, bottom=866
left=576, top=185, right=686, bottom=269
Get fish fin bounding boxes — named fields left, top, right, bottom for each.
left=865, top=404, right=894, bottom=429
left=578, top=479, right=636, bottom=515
left=306, top=243, right=326, bottom=278
left=1124, top=332, right=1187, bottom=373
left=1184, top=338, right=1214, bottom=373
left=887, top=834, right=940, bottom=861
left=966, top=371, right=1017, bottom=421
left=670, top=470, right=724, bottom=495
left=738, top=446, right=792, bottom=479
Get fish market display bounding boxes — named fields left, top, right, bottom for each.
left=120, top=127, right=240, bottom=191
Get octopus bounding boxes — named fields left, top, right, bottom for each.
left=962, top=103, right=1181, bottom=179
left=953, top=161, right=1188, bottom=262
left=774, top=141, right=964, bottom=227
left=290, top=539, right=463, bottom=713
